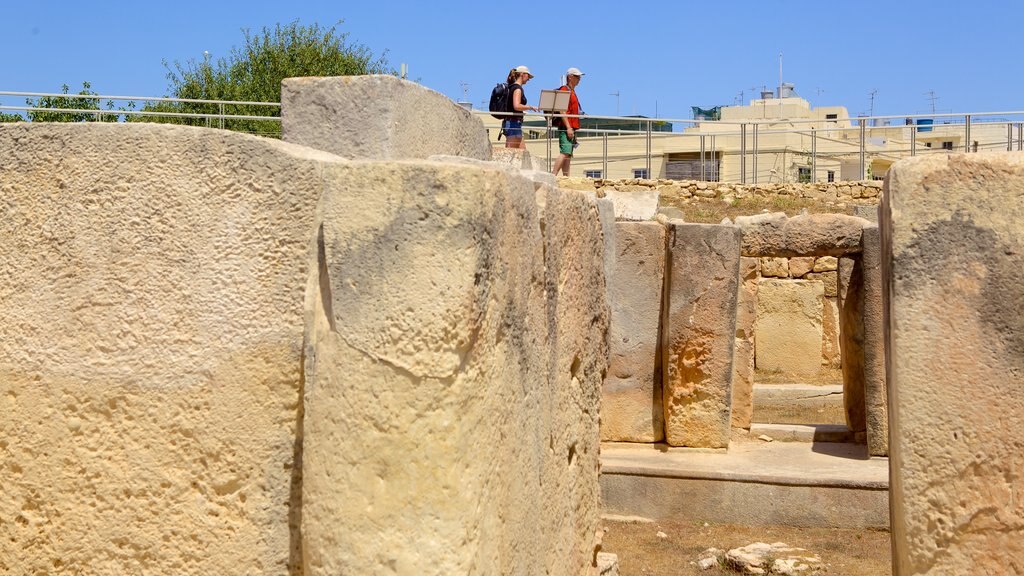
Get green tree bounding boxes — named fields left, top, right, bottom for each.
left=137, top=20, right=391, bottom=137
left=26, top=82, right=122, bottom=122
left=0, top=112, right=23, bottom=123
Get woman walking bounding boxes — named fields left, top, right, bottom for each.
left=504, top=65, right=538, bottom=149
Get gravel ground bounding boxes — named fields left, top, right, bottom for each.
left=600, top=518, right=892, bottom=575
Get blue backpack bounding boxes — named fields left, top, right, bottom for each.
left=489, top=82, right=511, bottom=120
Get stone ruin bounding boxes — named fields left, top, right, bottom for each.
left=1, top=74, right=1021, bottom=575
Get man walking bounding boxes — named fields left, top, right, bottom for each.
left=552, top=67, right=584, bottom=176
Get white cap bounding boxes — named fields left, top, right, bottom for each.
left=515, top=65, right=532, bottom=76
left=566, top=67, right=585, bottom=77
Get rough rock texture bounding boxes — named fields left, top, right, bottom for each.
left=789, top=256, right=816, bottom=278
left=884, top=153, right=1024, bottom=575
left=738, top=212, right=869, bottom=257
left=302, top=161, right=608, bottom=575
left=0, top=123, right=343, bottom=575
left=756, top=280, right=824, bottom=376
left=662, top=223, right=741, bottom=448
left=804, top=271, right=837, bottom=298
left=837, top=257, right=867, bottom=436
left=759, top=257, right=789, bottom=278
left=860, top=225, right=887, bottom=457
left=732, top=257, right=759, bottom=429
left=603, top=222, right=666, bottom=442
left=490, top=147, right=535, bottom=170
left=722, top=542, right=822, bottom=575
left=602, top=188, right=660, bottom=221
left=821, top=297, right=841, bottom=369
left=281, top=75, right=491, bottom=161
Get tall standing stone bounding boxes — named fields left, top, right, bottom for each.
left=731, top=257, right=759, bottom=429
left=885, top=153, right=1024, bottom=575
left=603, top=222, right=666, bottom=442
left=860, top=224, right=887, bottom=456
left=662, top=222, right=741, bottom=448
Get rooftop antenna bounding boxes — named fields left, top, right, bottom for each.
left=816, top=87, right=825, bottom=102
left=925, top=90, right=939, bottom=115
left=609, top=91, right=620, bottom=116
left=868, top=89, right=878, bottom=118
left=778, top=52, right=784, bottom=114
left=459, top=81, right=469, bottom=101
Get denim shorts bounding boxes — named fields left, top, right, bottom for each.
left=502, top=119, right=523, bottom=138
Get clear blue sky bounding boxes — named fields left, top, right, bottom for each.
left=3, top=0, right=1021, bottom=121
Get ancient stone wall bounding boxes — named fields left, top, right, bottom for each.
left=557, top=177, right=883, bottom=206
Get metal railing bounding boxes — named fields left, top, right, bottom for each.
left=4, top=90, right=1023, bottom=183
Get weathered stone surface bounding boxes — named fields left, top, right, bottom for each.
left=724, top=542, right=822, bottom=575
left=662, top=223, right=741, bottom=448
left=755, top=280, right=824, bottom=376
left=0, top=123, right=340, bottom=575
left=853, top=203, right=879, bottom=223
left=281, top=75, right=491, bottom=161
left=884, top=153, right=1024, bottom=575
left=603, top=222, right=666, bottom=442
left=738, top=212, right=870, bottom=257
left=759, top=257, right=789, bottom=278
left=603, top=188, right=660, bottom=221
left=821, top=297, right=841, bottom=369
left=303, top=161, right=607, bottom=575
left=860, top=225, right=887, bottom=457
left=490, top=146, right=535, bottom=170
left=838, top=257, right=866, bottom=436
left=732, top=257, right=759, bottom=429
left=813, top=256, right=838, bottom=272
left=805, top=271, right=837, bottom=298
left=789, top=256, right=816, bottom=278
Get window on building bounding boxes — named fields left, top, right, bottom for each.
left=827, top=170, right=835, bottom=183
left=825, top=113, right=838, bottom=121
left=941, top=141, right=954, bottom=150
left=584, top=170, right=603, bottom=179
left=632, top=168, right=649, bottom=179
left=797, top=167, right=812, bottom=183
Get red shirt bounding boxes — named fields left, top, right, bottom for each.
left=559, top=85, right=580, bottom=130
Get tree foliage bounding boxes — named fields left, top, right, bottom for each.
left=138, top=21, right=391, bottom=137
left=26, top=82, right=124, bottom=122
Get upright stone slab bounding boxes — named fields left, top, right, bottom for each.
left=755, top=279, right=825, bottom=377
left=860, top=225, right=887, bottom=456
left=731, top=257, right=759, bottom=429
left=603, top=188, right=660, bottom=221
left=662, top=222, right=741, bottom=448
left=0, top=123, right=343, bottom=575
left=885, top=153, right=1024, bottom=575
left=603, top=222, right=666, bottom=442
left=281, top=75, right=492, bottom=161
left=838, top=256, right=867, bottom=437
left=303, top=161, right=607, bottom=576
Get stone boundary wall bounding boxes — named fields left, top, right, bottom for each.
left=557, top=177, right=883, bottom=204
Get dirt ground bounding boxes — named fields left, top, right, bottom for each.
left=600, top=518, right=891, bottom=575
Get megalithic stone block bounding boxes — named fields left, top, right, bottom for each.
left=603, top=221, right=667, bottom=442
left=281, top=75, right=492, bottom=161
left=860, top=224, right=888, bottom=457
left=661, top=222, right=741, bottom=448
left=838, top=256, right=867, bottom=438
left=731, top=257, right=759, bottom=429
left=884, top=153, right=1024, bottom=575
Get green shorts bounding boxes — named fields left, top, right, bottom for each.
left=558, top=129, right=576, bottom=156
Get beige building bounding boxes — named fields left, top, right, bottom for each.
left=480, top=95, right=1018, bottom=182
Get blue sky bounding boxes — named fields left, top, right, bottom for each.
left=3, top=0, right=1021, bottom=121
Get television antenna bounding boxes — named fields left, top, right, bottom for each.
left=925, top=90, right=939, bottom=115
left=609, top=91, right=620, bottom=116
left=459, top=81, right=469, bottom=101
left=868, top=89, right=878, bottom=118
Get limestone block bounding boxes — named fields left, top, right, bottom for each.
left=662, top=223, right=741, bottom=448
left=759, top=257, right=789, bottom=278
left=731, top=257, right=759, bottom=429
left=852, top=204, right=879, bottom=223
left=813, top=256, right=838, bottom=272
left=0, top=123, right=342, bottom=575
left=838, top=256, right=867, bottom=436
left=860, top=225, right=887, bottom=457
left=281, top=75, right=491, bottom=161
left=789, top=256, right=816, bottom=278
left=302, top=162, right=607, bottom=576
left=755, top=279, right=824, bottom=376
left=821, top=297, right=841, bottom=369
left=603, top=222, right=666, bottom=442
left=884, top=153, right=1024, bottom=575
left=491, top=146, right=535, bottom=170
left=805, top=271, right=838, bottom=297
left=738, top=212, right=870, bottom=257
left=603, top=188, right=660, bottom=221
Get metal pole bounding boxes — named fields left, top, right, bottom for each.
left=711, top=135, right=717, bottom=181
left=911, top=122, right=917, bottom=156
left=1019, top=123, right=1023, bottom=151
left=602, top=132, right=608, bottom=178
left=219, top=102, right=225, bottom=129
left=752, top=124, right=758, bottom=184
left=811, top=127, right=817, bottom=183
left=965, top=114, right=971, bottom=152
left=740, top=124, right=747, bottom=184
left=1009, top=123, right=1014, bottom=152
left=546, top=117, right=552, bottom=171
left=859, top=122, right=867, bottom=181
left=645, top=119, right=652, bottom=178
left=700, top=135, right=706, bottom=181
